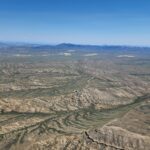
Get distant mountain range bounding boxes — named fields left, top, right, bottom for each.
left=0, top=42, right=150, bottom=55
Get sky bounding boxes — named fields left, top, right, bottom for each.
left=0, top=0, right=150, bottom=46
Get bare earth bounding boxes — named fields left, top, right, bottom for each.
left=0, top=44, right=150, bottom=150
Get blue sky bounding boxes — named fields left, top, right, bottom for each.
left=0, top=0, right=150, bottom=45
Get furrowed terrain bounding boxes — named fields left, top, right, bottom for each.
left=0, top=44, right=150, bottom=150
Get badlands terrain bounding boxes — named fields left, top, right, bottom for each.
left=0, top=43, right=150, bottom=150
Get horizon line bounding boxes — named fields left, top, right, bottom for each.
left=0, top=40, right=150, bottom=48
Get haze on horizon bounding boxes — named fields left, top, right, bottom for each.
left=0, top=0, right=150, bottom=46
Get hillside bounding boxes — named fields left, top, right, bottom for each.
left=0, top=44, right=150, bottom=149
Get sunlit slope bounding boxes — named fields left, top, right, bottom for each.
left=0, top=45, right=150, bottom=149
